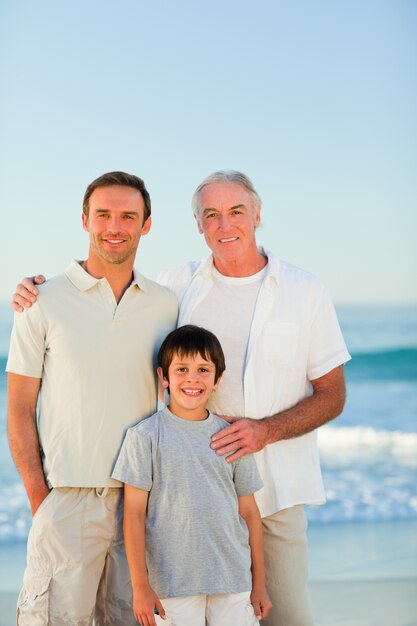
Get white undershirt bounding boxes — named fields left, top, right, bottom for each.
left=190, top=265, right=267, bottom=417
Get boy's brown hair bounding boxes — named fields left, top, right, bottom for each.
left=157, top=325, right=226, bottom=384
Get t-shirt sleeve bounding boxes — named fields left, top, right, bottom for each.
left=232, top=453, right=263, bottom=496
left=111, top=427, right=153, bottom=491
left=307, top=285, right=351, bottom=380
left=6, top=306, right=46, bottom=378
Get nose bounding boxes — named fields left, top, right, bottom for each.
left=106, top=215, right=122, bottom=233
left=218, top=213, right=231, bottom=230
left=186, top=372, right=199, bottom=382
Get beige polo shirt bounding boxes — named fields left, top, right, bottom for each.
left=7, top=260, right=178, bottom=488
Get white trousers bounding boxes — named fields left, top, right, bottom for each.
left=155, top=591, right=259, bottom=626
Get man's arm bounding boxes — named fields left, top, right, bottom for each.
left=211, top=365, right=346, bottom=462
left=124, top=484, right=166, bottom=626
left=7, top=373, right=49, bottom=515
left=238, top=494, right=272, bottom=620
left=11, top=275, right=46, bottom=312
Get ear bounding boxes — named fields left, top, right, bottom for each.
left=157, top=366, right=169, bottom=389
left=194, top=212, right=204, bottom=235
left=82, top=212, right=89, bottom=232
left=254, top=205, right=261, bottom=229
left=141, top=215, right=152, bottom=236
left=213, top=373, right=223, bottom=391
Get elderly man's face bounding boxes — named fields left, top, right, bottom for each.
left=195, top=181, right=260, bottom=266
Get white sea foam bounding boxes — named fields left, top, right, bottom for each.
left=305, top=424, right=417, bottom=523
left=318, top=425, right=417, bottom=465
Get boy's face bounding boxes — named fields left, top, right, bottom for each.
left=157, top=352, right=221, bottom=421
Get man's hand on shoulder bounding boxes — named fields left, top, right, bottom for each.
left=211, top=417, right=270, bottom=462
left=12, top=275, right=46, bottom=312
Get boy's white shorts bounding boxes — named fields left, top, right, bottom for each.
left=156, top=590, right=259, bottom=626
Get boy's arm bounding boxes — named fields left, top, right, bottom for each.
left=123, top=483, right=166, bottom=626
left=7, top=373, right=50, bottom=515
left=238, top=494, right=272, bottom=621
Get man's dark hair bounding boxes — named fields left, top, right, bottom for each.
left=158, top=325, right=226, bottom=384
left=82, top=171, right=151, bottom=222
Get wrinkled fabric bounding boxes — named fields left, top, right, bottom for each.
left=262, top=505, right=314, bottom=626
left=157, top=591, right=259, bottom=626
left=17, top=488, right=136, bottom=626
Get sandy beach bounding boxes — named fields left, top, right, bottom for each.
left=1, top=520, right=416, bottom=626
left=308, top=520, right=417, bottom=625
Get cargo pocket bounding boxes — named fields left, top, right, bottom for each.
left=245, top=602, right=260, bottom=625
left=17, top=575, right=51, bottom=625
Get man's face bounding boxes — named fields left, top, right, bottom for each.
left=195, top=181, right=261, bottom=265
left=82, top=185, right=151, bottom=265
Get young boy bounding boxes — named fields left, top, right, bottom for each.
left=112, top=324, right=272, bottom=626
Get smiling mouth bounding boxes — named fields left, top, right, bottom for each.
left=181, top=388, right=203, bottom=396
left=103, top=238, right=126, bottom=245
left=219, top=237, right=238, bottom=243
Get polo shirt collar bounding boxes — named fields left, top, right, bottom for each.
left=65, top=259, right=147, bottom=292
left=131, top=269, right=148, bottom=291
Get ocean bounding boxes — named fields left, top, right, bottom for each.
left=0, top=304, right=416, bottom=542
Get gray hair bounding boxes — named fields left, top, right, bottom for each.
left=192, top=170, right=262, bottom=217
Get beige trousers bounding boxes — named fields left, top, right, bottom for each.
left=16, top=487, right=136, bottom=626
left=261, top=505, right=314, bottom=626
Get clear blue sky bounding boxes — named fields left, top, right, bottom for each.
left=0, top=0, right=416, bottom=304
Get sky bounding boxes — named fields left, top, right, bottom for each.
left=0, top=0, right=416, bottom=305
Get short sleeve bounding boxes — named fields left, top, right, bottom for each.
left=6, top=306, right=47, bottom=378
left=307, top=286, right=351, bottom=380
left=111, top=427, right=153, bottom=491
left=232, top=453, right=263, bottom=497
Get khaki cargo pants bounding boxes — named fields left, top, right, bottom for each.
left=16, top=487, right=136, bottom=625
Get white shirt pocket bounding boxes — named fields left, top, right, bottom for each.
left=261, top=322, right=299, bottom=364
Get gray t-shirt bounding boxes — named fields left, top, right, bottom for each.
left=112, top=407, right=263, bottom=598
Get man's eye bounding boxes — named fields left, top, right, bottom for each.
left=205, top=212, right=217, bottom=219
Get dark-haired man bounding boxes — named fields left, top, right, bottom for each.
left=7, top=172, right=178, bottom=625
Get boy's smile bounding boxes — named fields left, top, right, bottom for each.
left=157, top=353, right=221, bottom=421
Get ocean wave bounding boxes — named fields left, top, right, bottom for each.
left=318, top=425, right=417, bottom=465
left=309, top=424, right=417, bottom=523
left=345, top=348, right=417, bottom=382
left=1, top=426, right=417, bottom=542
